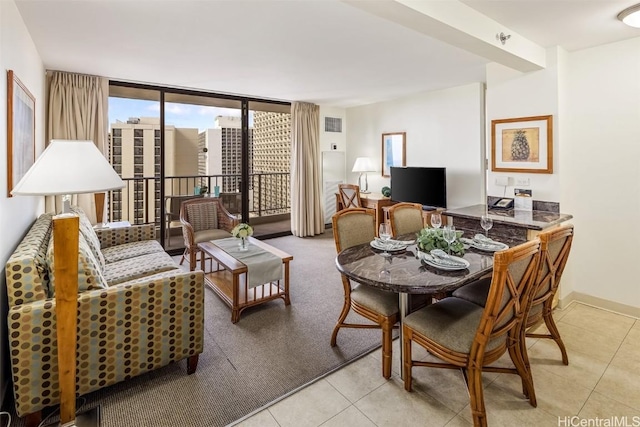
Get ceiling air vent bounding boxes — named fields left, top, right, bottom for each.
left=324, top=117, right=342, bottom=133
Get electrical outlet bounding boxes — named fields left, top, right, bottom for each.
left=495, top=176, right=509, bottom=186
left=515, top=177, right=530, bottom=186
left=331, top=143, right=337, bottom=150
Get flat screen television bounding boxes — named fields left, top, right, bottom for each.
left=390, top=166, right=447, bottom=209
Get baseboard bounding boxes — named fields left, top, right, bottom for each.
left=559, top=291, right=640, bottom=319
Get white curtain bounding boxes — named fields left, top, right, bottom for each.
left=290, top=102, right=324, bottom=237
left=46, top=71, right=109, bottom=223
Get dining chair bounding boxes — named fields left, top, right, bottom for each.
left=402, top=239, right=542, bottom=427
left=452, top=224, right=575, bottom=364
left=165, top=194, right=204, bottom=246
left=331, top=208, right=399, bottom=379
left=387, top=202, right=424, bottom=237
left=180, top=197, right=239, bottom=267
left=338, top=183, right=362, bottom=209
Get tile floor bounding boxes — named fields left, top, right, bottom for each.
left=235, top=302, right=640, bottom=427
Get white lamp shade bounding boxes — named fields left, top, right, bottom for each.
left=12, top=140, right=125, bottom=196
left=618, top=4, right=640, bottom=28
left=352, top=157, right=376, bottom=173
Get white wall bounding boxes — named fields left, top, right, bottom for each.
left=319, top=106, right=347, bottom=153
left=487, top=40, right=640, bottom=311
left=0, top=0, right=46, bottom=406
left=346, top=83, right=485, bottom=209
left=486, top=47, right=561, bottom=201
left=562, top=37, right=640, bottom=309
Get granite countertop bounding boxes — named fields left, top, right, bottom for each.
left=444, top=204, right=573, bottom=231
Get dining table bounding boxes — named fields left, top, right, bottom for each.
left=335, top=237, right=498, bottom=379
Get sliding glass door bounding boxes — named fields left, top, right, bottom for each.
left=162, top=92, right=243, bottom=250
left=108, top=82, right=291, bottom=252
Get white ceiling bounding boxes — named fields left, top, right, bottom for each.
left=15, top=0, right=640, bottom=107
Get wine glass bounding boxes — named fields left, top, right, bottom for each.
left=378, top=223, right=392, bottom=257
left=430, top=213, right=442, bottom=229
left=480, top=215, right=493, bottom=239
left=442, top=225, right=457, bottom=255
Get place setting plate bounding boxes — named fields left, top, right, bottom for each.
left=418, top=250, right=470, bottom=271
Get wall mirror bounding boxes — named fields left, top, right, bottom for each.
left=381, top=132, right=406, bottom=177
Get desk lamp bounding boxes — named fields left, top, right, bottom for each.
left=352, top=157, right=375, bottom=194
left=12, top=139, right=124, bottom=427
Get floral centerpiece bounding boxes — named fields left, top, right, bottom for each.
left=416, top=227, right=465, bottom=256
left=232, top=223, right=253, bottom=251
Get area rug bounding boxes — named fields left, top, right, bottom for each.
left=12, top=231, right=382, bottom=427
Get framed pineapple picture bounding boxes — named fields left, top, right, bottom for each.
left=491, top=115, right=553, bottom=174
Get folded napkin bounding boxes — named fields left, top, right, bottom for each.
left=374, top=239, right=407, bottom=250
left=459, top=234, right=502, bottom=249
left=473, top=234, right=492, bottom=243
left=429, top=249, right=466, bottom=266
left=388, top=238, right=415, bottom=245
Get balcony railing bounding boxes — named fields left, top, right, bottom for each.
left=108, top=173, right=291, bottom=226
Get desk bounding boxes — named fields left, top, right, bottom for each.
left=336, top=240, right=494, bottom=378
left=335, top=192, right=394, bottom=233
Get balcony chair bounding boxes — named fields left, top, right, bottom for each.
left=165, top=194, right=204, bottom=247
left=338, top=183, right=362, bottom=209
left=402, top=239, right=542, bottom=427
left=452, top=223, right=575, bottom=365
left=331, top=208, right=399, bottom=379
left=180, top=197, right=239, bottom=268
left=387, top=202, right=424, bottom=237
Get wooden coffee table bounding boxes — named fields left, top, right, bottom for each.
left=198, top=237, right=293, bottom=323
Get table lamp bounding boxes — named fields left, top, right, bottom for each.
left=12, top=139, right=125, bottom=427
left=352, top=157, right=375, bottom=194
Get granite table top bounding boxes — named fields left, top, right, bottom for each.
left=444, top=204, right=573, bottom=231
left=335, top=242, right=495, bottom=295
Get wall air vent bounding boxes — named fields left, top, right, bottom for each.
left=324, top=117, right=342, bottom=133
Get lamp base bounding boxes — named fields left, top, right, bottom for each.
left=60, top=406, right=101, bottom=427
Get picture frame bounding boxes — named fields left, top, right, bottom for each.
left=491, top=115, right=552, bottom=174
left=381, top=132, right=406, bottom=177
left=7, top=70, right=36, bottom=197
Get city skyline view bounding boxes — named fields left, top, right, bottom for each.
left=108, top=97, right=254, bottom=131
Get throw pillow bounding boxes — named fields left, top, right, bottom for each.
left=71, top=206, right=106, bottom=271
left=46, top=233, right=108, bottom=297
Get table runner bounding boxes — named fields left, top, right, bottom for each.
left=214, top=237, right=283, bottom=288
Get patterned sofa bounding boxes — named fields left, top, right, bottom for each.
left=5, top=208, right=204, bottom=424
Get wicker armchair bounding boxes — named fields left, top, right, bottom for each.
left=180, top=197, right=239, bottom=268
left=453, top=223, right=575, bottom=365
left=403, top=239, right=542, bottom=427
left=331, top=208, right=399, bottom=379
left=338, top=183, right=362, bottom=208
left=387, top=202, right=424, bottom=237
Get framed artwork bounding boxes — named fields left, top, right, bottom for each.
left=381, top=132, right=406, bottom=177
left=7, top=70, right=36, bottom=197
left=491, top=115, right=553, bottom=174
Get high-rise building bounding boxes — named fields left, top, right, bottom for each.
left=252, top=112, right=291, bottom=214
left=109, top=117, right=199, bottom=224
left=199, top=116, right=253, bottom=213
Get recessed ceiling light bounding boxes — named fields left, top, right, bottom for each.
left=618, top=3, right=640, bottom=28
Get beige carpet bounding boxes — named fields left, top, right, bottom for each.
left=12, top=231, right=383, bottom=427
